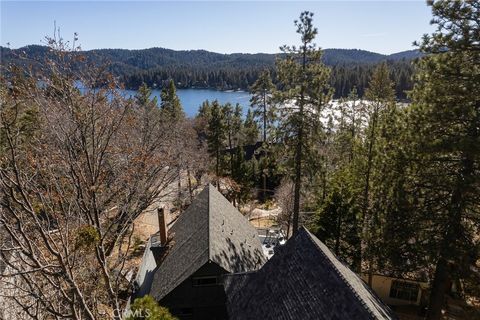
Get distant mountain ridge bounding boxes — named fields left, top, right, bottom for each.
left=0, top=45, right=421, bottom=70
left=0, top=45, right=420, bottom=98
left=323, top=48, right=422, bottom=64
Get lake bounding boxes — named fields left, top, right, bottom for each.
left=121, top=88, right=252, bottom=117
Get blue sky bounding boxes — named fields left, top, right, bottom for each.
left=1, top=1, right=434, bottom=54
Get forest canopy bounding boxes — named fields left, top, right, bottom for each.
left=0, top=45, right=419, bottom=99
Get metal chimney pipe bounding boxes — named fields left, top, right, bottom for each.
left=157, top=207, right=168, bottom=246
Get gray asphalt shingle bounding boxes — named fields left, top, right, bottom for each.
left=150, top=184, right=266, bottom=301
left=223, top=227, right=397, bottom=320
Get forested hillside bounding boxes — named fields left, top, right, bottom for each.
left=0, top=45, right=419, bottom=98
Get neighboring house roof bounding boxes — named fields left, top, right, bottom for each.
left=223, top=227, right=397, bottom=320
left=225, top=142, right=263, bottom=161
left=133, top=236, right=158, bottom=298
left=150, top=184, right=266, bottom=301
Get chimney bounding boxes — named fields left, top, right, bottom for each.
left=157, top=207, right=168, bottom=246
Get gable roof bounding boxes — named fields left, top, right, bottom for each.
left=223, top=227, right=397, bottom=320
left=150, top=184, right=266, bottom=301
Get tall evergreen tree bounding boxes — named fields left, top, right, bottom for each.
left=231, top=143, right=253, bottom=205
left=361, top=62, right=396, bottom=285
left=194, top=100, right=213, bottom=143
left=206, top=100, right=227, bottom=186
left=250, top=70, right=276, bottom=200
left=409, top=1, right=480, bottom=318
left=312, top=88, right=365, bottom=272
left=160, top=79, right=185, bottom=199
left=371, top=102, right=421, bottom=277
left=313, top=169, right=362, bottom=269
left=160, top=79, right=184, bottom=120
left=223, top=103, right=244, bottom=175
left=232, top=103, right=244, bottom=147
left=335, top=88, right=364, bottom=163
left=135, top=82, right=158, bottom=108
left=250, top=69, right=276, bottom=143
left=276, top=11, right=333, bottom=233
left=243, top=109, right=259, bottom=145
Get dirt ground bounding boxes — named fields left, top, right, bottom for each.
left=248, top=216, right=277, bottom=229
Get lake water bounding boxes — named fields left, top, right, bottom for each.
left=122, top=88, right=252, bottom=117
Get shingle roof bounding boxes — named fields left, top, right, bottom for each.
left=223, top=227, right=397, bottom=320
left=150, top=184, right=266, bottom=301
left=133, top=236, right=158, bottom=298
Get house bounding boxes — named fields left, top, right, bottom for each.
left=133, top=184, right=266, bottom=320
left=361, top=273, right=429, bottom=307
left=223, top=227, right=397, bottom=320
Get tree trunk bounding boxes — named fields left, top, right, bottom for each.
left=262, top=90, right=267, bottom=201
left=187, top=167, right=193, bottom=202
left=367, top=260, right=374, bottom=287
left=426, top=257, right=451, bottom=320
left=228, top=126, right=233, bottom=176
left=321, top=170, right=327, bottom=205
left=262, top=174, right=267, bottom=202
left=178, top=168, right=182, bottom=201
left=216, top=149, right=220, bottom=190
left=352, top=216, right=362, bottom=273
left=292, top=44, right=307, bottom=233
left=286, top=211, right=292, bottom=239
left=292, top=138, right=302, bottom=232
left=350, top=100, right=357, bottom=162
left=427, top=153, right=473, bottom=319
left=334, top=212, right=341, bottom=255
left=362, top=105, right=378, bottom=279
left=263, top=90, right=267, bottom=143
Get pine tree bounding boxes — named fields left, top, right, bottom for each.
left=160, top=80, right=185, bottom=200
left=372, top=102, right=421, bottom=277
left=160, top=79, right=184, bottom=121
left=243, top=109, right=259, bottom=146
left=223, top=103, right=235, bottom=174
left=410, top=1, right=480, bottom=318
left=250, top=69, right=276, bottom=143
left=206, top=100, right=227, bottom=186
left=313, top=170, right=362, bottom=269
left=231, top=144, right=252, bottom=205
left=194, top=100, right=212, bottom=143
left=276, top=11, right=333, bottom=233
left=223, top=103, right=244, bottom=176
left=250, top=70, right=276, bottom=201
left=311, top=88, right=366, bottom=272
left=232, top=103, right=244, bottom=148
left=361, top=62, right=396, bottom=285
left=135, top=82, right=158, bottom=108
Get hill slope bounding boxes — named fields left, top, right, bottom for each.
left=0, top=45, right=420, bottom=98
left=0, top=45, right=420, bottom=70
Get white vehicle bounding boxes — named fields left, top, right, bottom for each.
left=257, top=228, right=287, bottom=259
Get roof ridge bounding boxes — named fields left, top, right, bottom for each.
left=301, top=227, right=381, bottom=319
left=224, top=270, right=258, bottom=277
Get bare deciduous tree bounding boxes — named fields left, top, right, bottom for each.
left=0, top=39, right=180, bottom=319
left=175, top=118, right=209, bottom=206
left=274, top=179, right=295, bottom=238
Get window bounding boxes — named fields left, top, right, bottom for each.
left=389, top=280, right=419, bottom=302
left=192, top=276, right=218, bottom=286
